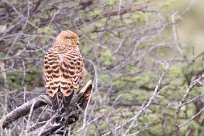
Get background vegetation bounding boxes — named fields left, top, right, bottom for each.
left=0, top=0, right=204, bottom=135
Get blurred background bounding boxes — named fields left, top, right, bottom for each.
left=178, top=0, right=204, bottom=54
left=0, top=0, right=204, bottom=135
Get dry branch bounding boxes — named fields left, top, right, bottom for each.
left=0, top=95, right=50, bottom=129
left=0, top=80, right=93, bottom=135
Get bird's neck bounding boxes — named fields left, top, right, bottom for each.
left=53, top=44, right=78, bottom=54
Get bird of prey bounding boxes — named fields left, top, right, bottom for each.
left=43, top=30, right=85, bottom=110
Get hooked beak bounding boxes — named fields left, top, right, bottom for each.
left=77, top=41, right=80, bottom=46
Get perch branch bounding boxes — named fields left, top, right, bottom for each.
left=0, top=80, right=93, bottom=135
left=0, top=95, right=51, bottom=129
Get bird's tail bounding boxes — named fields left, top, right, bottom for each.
left=51, top=87, right=74, bottom=113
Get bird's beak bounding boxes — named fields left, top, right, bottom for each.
left=77, top=41, right=80, bottom=46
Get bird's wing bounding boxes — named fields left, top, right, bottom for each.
left=60, top=53, right=85, bottom=97
left=44, top=48, right=60, bottom=97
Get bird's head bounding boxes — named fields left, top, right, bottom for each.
left=54, top=30, right=79, bottom=50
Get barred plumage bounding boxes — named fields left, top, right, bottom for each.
left=43, top=30, right=85, bottom=110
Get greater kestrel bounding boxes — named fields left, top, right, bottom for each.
left=44, top=30, right=85, bottom=110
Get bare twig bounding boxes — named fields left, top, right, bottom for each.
left=175, top=74, right=204, bottom=136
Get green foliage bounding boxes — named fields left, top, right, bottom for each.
left=106, top=0, right=118, bottom=6
left=100, top=49, right=116, bottom=65
left=131, top=12, right=147, bottom=23
left=126, top=64, right=137, bottom=73
left=90, top=9, right=101, bottom=17
left=80, top=40, right=93, bottom=56
left=37, top=26, right=54, bottom=35
left=0, top=52, right=5, bottom=57
left=112, top=79, right=127, bottom=90
left=164, top=0, right=176, bottom=8
left=122, top=89, right=151, bottom=101
left=123, top=71, right=156, bottom=88
left=25, top=70, right=38, bottom=85
left=169, top=65, right=182, bottom=77
left=6, top=69, right=37, bottom=89
left=7, top=72, right=22, bottom=89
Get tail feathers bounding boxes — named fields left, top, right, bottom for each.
left=51, top=94, right=59, bottom=110
left=51, top=89, right=74, bottom=112
left=63, top=91, right=74, bottom=109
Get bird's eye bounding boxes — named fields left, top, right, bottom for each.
left=65, top=36, right=71, bottom=39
